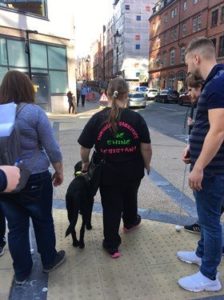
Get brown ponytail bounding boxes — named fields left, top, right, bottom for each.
left=107, top=78, right=129, bottom=134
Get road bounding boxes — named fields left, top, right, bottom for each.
left=138, top=101, right=193, bottom=142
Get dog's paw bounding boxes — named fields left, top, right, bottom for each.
left=86, top=224, right=92, bottom=230
left=73, top=240, right=80, bottom=247
left=79, top=242, right=85, bottom=249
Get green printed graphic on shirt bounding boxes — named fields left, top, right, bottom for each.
left=107, top=131, right=131, bottom=146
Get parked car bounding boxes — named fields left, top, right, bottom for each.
left=147, top=88, right=159, bottom=100
left=135, top=86, right=149, bottom=93
left=155, top=89, right=179, bottom=103
left=178, top=92, right=191, bottom=106
left=128, top=92, right=147, bottom=108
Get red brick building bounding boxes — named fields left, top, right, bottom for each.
left=148, top=0, right=224, bottom=91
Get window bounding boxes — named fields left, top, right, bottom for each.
left=211, top=9, right=218, bottom=27
left=30, top=44, right=47, bottom=69
left=221, top=6, right=224, bottom=24
left=183, top=1, right=187, bottom=11
left=135, top=34, right=140, bottom=40
left=0, top=38, right=7, bottom=65
left=8, top=40, right=27, bottom=67
left=180, top=47, right=185, bottom=63
left=49, top=71, right=67, bottom=93
left=164, top=14, right=168, bottom=22
left=163, top=32, right=167, bottom=44
left=218, top=36, right=224, bottom=57
left=193, top=0, right=199, bottom=3
left=170, top=49, right=175, bottom=65
left=182, top=23, right=187, bottom=36
left=162, top=51, right=167, bottom=66
left=193, top=15, right=201, bottom=32
left=135, top=44, right=140, bottom=50
left=125, top=4, right=130, bottom=10
left=145, top=5, right=151, bottom=12
left=136, top=15, right=141, bottom=21
left=0, top=0, right=47, bottom=17
left=211, top=38, right=216, bottom=49
left=171, top=7, right=177, bottom=18
left=48, top=46, right=67, bottom=70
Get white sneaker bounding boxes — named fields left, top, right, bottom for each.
left=177, top=251, right=202, bottom=266
left=178, top=271, right=222, bottom=292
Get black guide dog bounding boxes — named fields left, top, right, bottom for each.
left=65, top=161, right=94, bottom=249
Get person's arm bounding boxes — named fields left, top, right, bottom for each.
left=140, top=143, right=152, bottom=174
left=0, top=166, right=20, bottom=192
left=189, top=108, right=224, bottom=191
left=80, top=146, right=91, bottom=172
left=51, top=162, right=63, bottom=186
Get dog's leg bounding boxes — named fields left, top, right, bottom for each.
left=72, top=230, right=80, bottom=247
left=79, top=219, right=85, bottom=249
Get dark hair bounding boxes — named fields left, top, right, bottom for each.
left=185, top=37, right=215, bottom=59
left=107, top=77, right=129, bottom=133
left=186, top=73, right=204, bottom=88
left=0, top=70, right=35, bottom=104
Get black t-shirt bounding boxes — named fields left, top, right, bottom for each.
left=78, top=108, right=151, bottom=184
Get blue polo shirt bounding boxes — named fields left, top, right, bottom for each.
left=189, top=64, right=224, bottom=175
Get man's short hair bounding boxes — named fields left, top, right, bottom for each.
left=185, top=37, right=215, bottom=59
left=186, top=73, right=204, bottom=88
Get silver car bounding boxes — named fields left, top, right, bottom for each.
left=128, top=92, right=147, bottom=108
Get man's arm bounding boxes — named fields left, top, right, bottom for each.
left=189, top=108, right=224, bottom=190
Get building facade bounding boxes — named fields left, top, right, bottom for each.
left=0, top=0, right=76, bottom=113
left=148, top=0, right=224, bottom=91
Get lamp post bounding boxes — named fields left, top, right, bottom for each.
left=25, top=30, right=38, bottom=80
left=85, top=55, right=90, bottom=81
left=102, top=25, right=106, bottom=81
left=114, top=30, right=121, bottom=76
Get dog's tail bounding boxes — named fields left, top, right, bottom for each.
left=65, top=221, right=76, bottom=237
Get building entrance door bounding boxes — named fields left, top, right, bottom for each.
left=32, top=73, right=51, bottom=112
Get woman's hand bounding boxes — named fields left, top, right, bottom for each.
left=52, top=171, right=63, bottom=186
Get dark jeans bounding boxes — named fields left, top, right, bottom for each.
left=0, top=204, right=6, bottom=246
left=100, top=180, right=141, bottom=250
left=68, top=102, right=75, bottom=114
left=81, top=95, right=86, bottom=106
left=0, top=171, right=57, bottom=281
left=194, top=174, right=224, bottom=280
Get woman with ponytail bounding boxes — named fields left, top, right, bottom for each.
left=78, top=77, right=152, bottom=258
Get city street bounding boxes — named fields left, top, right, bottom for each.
left=1, top=100, right=224, bottom=300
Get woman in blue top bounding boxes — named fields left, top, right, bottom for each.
left=0, top=70, right=65, bottom=284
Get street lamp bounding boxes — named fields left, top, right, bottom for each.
left=114, top=30, right=121, bottom=76
left=25, top=29, right=38, bottom=80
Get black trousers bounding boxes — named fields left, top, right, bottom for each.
left=100, top=179, right=141, bottom=250
left=81, top=95, right=86, bottom=106
left=68, top=103, right=75, bottom=114
left=0, top=203, right=6, bottom=246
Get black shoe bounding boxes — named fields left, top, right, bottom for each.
left=184, top=223, right=201, bottom=234
left=0, top=241, right=6, bottom=257
left=43, top=250, right=66, bottom=273
left=123, top=215, right=141, bottom=232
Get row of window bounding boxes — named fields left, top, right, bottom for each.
left=0, top=0, right=47, bottom=18
left=164, top=0, right=200, bottom=22
left=125, top=4, right=151, bottom=12
left=0, top=37, right=68, bottom=94
left=151, top=35, right=224, bottom=70
left=211, top=6, right=224, bottom=27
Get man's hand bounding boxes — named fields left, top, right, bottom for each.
left=182, top=145, right=191, bottom=164
left=0, top=166, right=20, bottom=192
left=82, top=162, right=89, bottom=173
left=188, top=167, right=203, bottom=191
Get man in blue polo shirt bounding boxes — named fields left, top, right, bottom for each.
left=177, top=37, right=224, bottom=292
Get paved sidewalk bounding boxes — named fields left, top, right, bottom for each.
left=1, top=100, right=224, bottom=300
